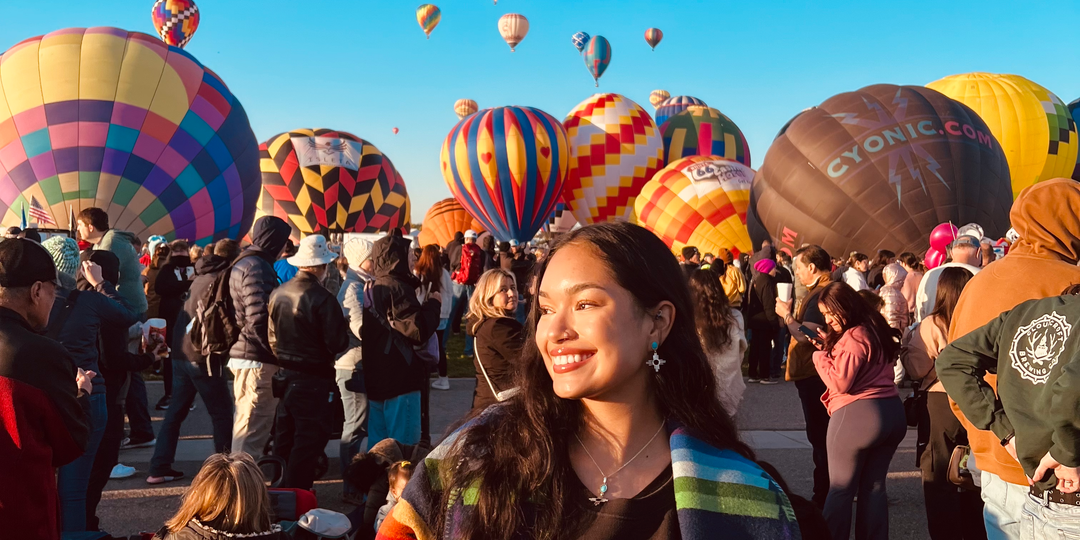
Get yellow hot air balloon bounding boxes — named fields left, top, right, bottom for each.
left=634, top=156, right=754, bottom=255
left=649, top=89, right=670, bottom=110
left=454, top=98, right=478, bottom=119
left=927, top=73, right=1078, bottom=197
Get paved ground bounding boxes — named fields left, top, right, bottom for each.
left=97, top=379, right=929, bottom=539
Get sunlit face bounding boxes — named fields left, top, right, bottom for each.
left=490, top=275, right=517, bottom=313
left=793, top=255, right=817, bottom=287
left=536, top=243, right=661, bottom=400
left=853, top=260, right=869, bottom=273
left=390, top=474, right=409, bottom=499
left=818, top=303, right=845, bottom=334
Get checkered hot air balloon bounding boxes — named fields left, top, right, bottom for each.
left=151, top=0, right=200, bottom=48
left=418, top=198, right=485, bottom=247
left=571, top=31, right=590, bottom=53
left=0, top=27, right=260, bottom=244
left=416, top=4, right=441, bottom=39
left=256, top=129, right=410, bottom=240
left=634, top=156, right=754, bottom=256
left=440, top=106, right=568, bottom=242
left=543, top=198, right=577, bottom=234
left=562, top=93, right=664, bottom=225
left=654, top=95, right=707, bottom=128
left=661, top=106, right=751, bottom=167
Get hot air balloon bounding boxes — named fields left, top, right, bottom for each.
left=654, top=95, right=706, bottom=127
left=751, top=84, right=1013, bottom=259
left=562, top=94, right=664, bottom=224
left=392, top=127, right=399, bottom=135
left=151, top=0, right=199, bottom=48
left=644, top=28, right=663, bottom=50
left=543, top=198, right=577, bottom=234
left=927, top=73, right=1078, bottom=197
left=416, top=4, right=441, bottom=39
left=498, top=13, right=529, bottom=52
left=582, top=36, right=611, bottom=87
left=440, top=106, right=567, bottom=242
left=1070, top=98, right=1080, bottom=180
left=661, top=106, right=750, bottom=167
left=648, top=89, right=670, bottom=110
left=454, top=98, right=478, bottom=119
left=634, top=156, right=754, bottom=255
left=256, top=129, right=410, bottom=240
left=571, top=31, right=590, bottom=53
left=418, top=198, right=485, bottom=247
left=0, top=27, right=260, bottom=243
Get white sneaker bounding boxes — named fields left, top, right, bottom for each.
left=431, top=376, right=450, bottom=390
left=110, top=464, right=136, bottom=479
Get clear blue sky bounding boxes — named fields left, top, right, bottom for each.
left=2, top=0, right=1077, bottom=218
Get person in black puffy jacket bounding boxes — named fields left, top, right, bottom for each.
left=227, top=216, right=292, bottom=460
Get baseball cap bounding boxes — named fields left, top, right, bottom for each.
left=952, top=235, right=981, bottom=249
left=464, top=230, right=478, bottom=239
left=0, top=238, right=58, bottom=288
left=510, top=239, right=520, bottom=247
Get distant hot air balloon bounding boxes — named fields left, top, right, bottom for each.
left=256, top=129, right=411, bottom=240
left=571, top=31, right=590, bottom=53
left=634, top=156, right=754, bottom=255
left=392, top=127, right=400, bottom=135
left=582, top=36, right=611, bottom=87
left=654, top=96, right=706, bottom=127
left=416, top=4, right=441, bottom=39
left=0, top=27, right=259, bottom=243
left=644, top=28, right=663, bottom=50
left=751, top=84, right=1013, bottom=259
left=649, top=89, right=670, bottom=110
left=152, top=0, right=200, bottom=48
left=440, top=106, right=568, bottom=241
left=661, top=106, right=750, bottom=166
left=927, top=73, right=1078, bottom=197
left=498, top=13, right=529, bottom=52
left=563, top=94, right=664, bottom=224
left=1071, top=98, right=1080, bottom=180
left=454, top=99, right=478, bottom=119
left=418, top=198, right=485, bottom=247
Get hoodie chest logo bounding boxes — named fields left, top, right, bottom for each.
left=1010, top=312, right=1072, bottom=385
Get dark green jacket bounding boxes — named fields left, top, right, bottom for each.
left=937, top=294, right=1080, bottom=489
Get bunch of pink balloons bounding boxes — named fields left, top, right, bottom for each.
left=925, top=223, right=958, bottom=269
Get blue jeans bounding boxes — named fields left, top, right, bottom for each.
left=982, top=470, right=1027, bottom=540
left=149, top=360, right=233, bottom=476
left=336, top=368, right=368, bottom=496
left=58, top=393, right=107, bottom=532
left=771, top=326, right=789, bottom=379
left=367, top=391, right=420, bottom=450
left=447, top=282, right=474, bottom=356
left=125, top=371, right=154, bottom=440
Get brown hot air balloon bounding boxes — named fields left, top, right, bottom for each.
left=418, top=198, right=486, bottom=247
left=751, top=84, right=1012, bottom=258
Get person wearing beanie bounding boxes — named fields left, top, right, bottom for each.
left=746, top=257, right=780, bottom=383
left=337, top=237, right=375, bottom=503
left=43, top=236, right=80, bottom=290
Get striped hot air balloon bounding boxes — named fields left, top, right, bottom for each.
left=655, top=95, right=707, bottom=127
left=498, top=13, right=529, bottom=52
left=416, top=4, right=441, bottom=39
left=582, top=36, right=612, bottom=87
left=649, top=89, right=670, bottom=110
left=440, top=106, right=568, bottom=242
left=644, top=28, right=663, bottom=50
left=661, top=106, right=751, bottom=167
left=418, top=198, right=485, bottom=247
left=454, top=99, right=478, bottom=119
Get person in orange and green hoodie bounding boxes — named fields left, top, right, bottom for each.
left=946, top=178, right=1080, bottom=539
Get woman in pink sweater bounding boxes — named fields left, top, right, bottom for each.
left=811, top=282, right=906, bottom=540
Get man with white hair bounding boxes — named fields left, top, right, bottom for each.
left=336, top=237, right=374, bottom=503
left=914, top=235, right=983, bottom=321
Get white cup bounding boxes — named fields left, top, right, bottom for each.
left=777, top=283, right=793, bottom=302
left=144, top=318, right=167, bottom=345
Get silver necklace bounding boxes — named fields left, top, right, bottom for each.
left=574, top=422, right=666, bottom=506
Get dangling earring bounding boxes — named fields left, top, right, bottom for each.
left=646, top=341, right=666, bottom=373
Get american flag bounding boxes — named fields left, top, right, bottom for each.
left=28, top=197, right=56, bottom=226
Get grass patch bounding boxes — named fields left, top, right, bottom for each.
left=443, top=331, right=476, bottom=379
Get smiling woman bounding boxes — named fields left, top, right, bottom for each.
left=374, top=222, right=802, bottom=540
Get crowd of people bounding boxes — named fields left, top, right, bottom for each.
left=6, top=177, right=1080, bottom=540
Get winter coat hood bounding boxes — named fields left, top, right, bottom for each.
left=372, top=234, right=420, bottom=287
left=248, top=216, right=292, bottom=262
left=882, top=262, right=907, bottom=287
left=1010, top=178, right=1080, bottom=264
left=195, top=254, right=230, bottom=275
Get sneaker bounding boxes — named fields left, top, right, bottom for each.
left=431, top=376, right=450, bottom=390
left=110, top=464, right=136, bottom=479
left=120, top=436, right=156, bottom=450
left=760, top=378, right=780, bottom=385
left=155, top=396, right=170, bottom=411
left=747, top=378, right=761, bottom=383
left=189, top=401, right=197, bottom=411
left=146, top=470, right=185, bottom=484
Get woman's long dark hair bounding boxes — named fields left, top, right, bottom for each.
left=687, top=267, right=736, bottom=352
left=817, top=282, right=901, bottom=361
left=434, top=222, right=751, bottom=540
left=927, top=267, right=974, bottom=333
left=414, top=244, right=443, bottom=294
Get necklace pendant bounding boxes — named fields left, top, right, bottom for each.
left=589, top=478, right=610, bottom=505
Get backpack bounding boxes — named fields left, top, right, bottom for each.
left=188, top=253, right=257, bottom=359
left=452, top=243, right=484, bottom=285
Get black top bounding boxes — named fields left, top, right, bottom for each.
left=562, top=464, right=679, bottom=540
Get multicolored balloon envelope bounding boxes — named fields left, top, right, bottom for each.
left=1069, top=98, right=1080, bottom=180
left=440, top=106, right=567, bottom=242
left=582, top=36, right=611, bottom=87
left=648, top=89, right=670, bottom=110
left=571, top=31, right=590, bottom=53
left=927, top=73, right=1077, bottom=197
left=751, top=84, right=1013, bottom=259
left=256, top=129, right=410, bottom=240
left=151, top=0, right=200, bottom=48
left=562, top=93, right=664, bottom=225
left=0, top=27, right=260, bottom=244
left=661, top=106, right=750, bottom=167
left=654, top=95, right=706, bottom=128
left=544, top=198, right=578, bottom=234
left=418, top=198, right=485, bottom=247
left=416, top=4, right=441, bottom=38
left=634, top=156, right=754, bottom=255
left=644, top=28, right=663, bottom=50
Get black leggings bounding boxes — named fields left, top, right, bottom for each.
left=747, top=326, right=773, bottom=379
left=823, top=396, right=906, bottom=540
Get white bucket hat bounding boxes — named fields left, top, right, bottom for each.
left=288, top=235, right=338, bottom=267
